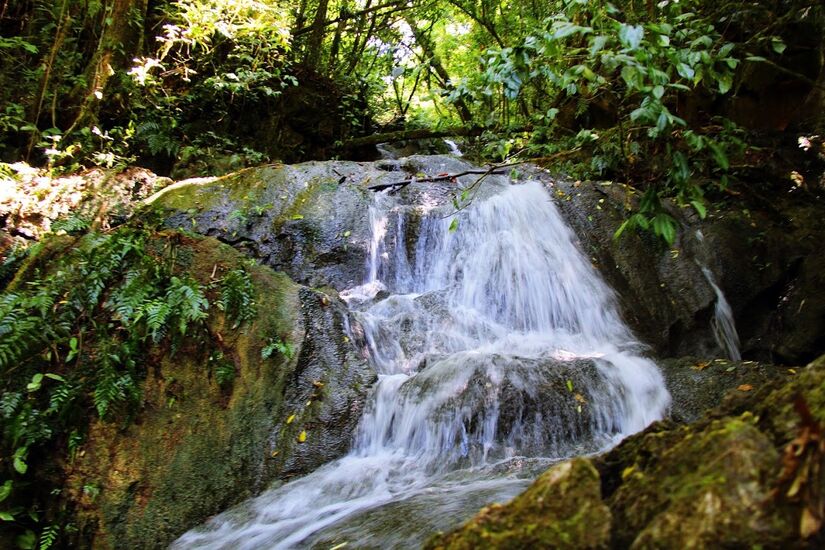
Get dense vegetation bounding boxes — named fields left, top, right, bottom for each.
left=0, top=217, right=261, bottom=547
left=1, top=0, right=823, bottom=240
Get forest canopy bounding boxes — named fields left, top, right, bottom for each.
left=1, top=0, right=824, bottom=238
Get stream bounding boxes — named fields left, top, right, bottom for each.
left=173, top=174, right=671, bottom=549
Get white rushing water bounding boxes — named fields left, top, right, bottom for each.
left=695, top=231, right=742, bottom=361
left=174, top=178, right=670, bottom=549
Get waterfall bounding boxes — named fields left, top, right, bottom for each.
left=695, top=231, right=742, bottom=361
left=174, top=178, right=669, bottom=549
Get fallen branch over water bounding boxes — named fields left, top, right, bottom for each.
left=367, top=162, right=527, bottom=192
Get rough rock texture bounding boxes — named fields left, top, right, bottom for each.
left=148, top=155, right=499, bottom=291
left=61, top=234, right=371, bottom=548
left=433, top=358, right=825, bottom=549
left=535, top=168, right=825, bottom=364
left=658, top=356, right=791, bottom=423
left=425, top=458, right=612, bottom=550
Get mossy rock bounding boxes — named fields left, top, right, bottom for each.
left=425, top=458, right=611, bottom=550
left=58, top=233, right=371, bottom=548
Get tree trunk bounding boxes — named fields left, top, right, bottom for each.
left=67, top=0, right=148, bottom=132
left=407, top=20, right=474, bottom=123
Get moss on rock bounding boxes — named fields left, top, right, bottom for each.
left=426, top=458, right=611, bottom=550
left=57, top=233, right=370, bottom=548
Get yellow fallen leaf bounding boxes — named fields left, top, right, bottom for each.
left=286, top=414, right=295, bottom=424
left=788, top=368, right=797, bottom=375
left=270, top=450, right=279, bottom=458
left=574, top=393, right=587, bottom=404
left=297, top=430, right=307, bottom=443
left=737, top=384, right=754, bottom=392
left=312, top=380, right=324, bottom=388
left=693, top=361, right=710, bottom=371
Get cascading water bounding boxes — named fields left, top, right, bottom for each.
left=174, top=176, right=670, bottom=549
left=695, top=230, right=742, bottom=360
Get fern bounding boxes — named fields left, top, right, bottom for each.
left=0, top=392, right=22, bottom=418
left=38, top=524, right=59, bottom=550
left=140, top=299, right=171, bottom=343
left=216, top=266, right=256, bottom=329
left=51, top=215, right=91, bottom=235
left=166, top=276, right=209, bottom=335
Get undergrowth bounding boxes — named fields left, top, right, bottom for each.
left=0, top=224, right=257, bottom=548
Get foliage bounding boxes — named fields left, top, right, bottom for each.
left=0, top=225, right=256, bottom=546
left=215, top=264, right=257, bottom=329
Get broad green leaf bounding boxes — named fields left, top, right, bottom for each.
left=0, top=480, right=11, bottom=503
left=589, top=35, right=608, bottom=55
left=652, top=214, right=677, bottom=245
left=0, top=511, right=13, bottom=521
left=652, top=85, right=665, bottom=99
left=448, top=218, right=459, bottom=233
left=26, top=374, right=43, bottom=393
left=619, top=24, right=644, bottom=50
left=771, top=37, right=786, bottom=54
left=707, top=141, right=729, bottom=170
left=717, top=74, right=732, bottom=94
left=676, top=63, right=695, bottom=80
left=691, top=200, right=707, bottom=219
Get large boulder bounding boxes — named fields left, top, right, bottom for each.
left=430, top=358, right=825, bottom=548
left=425, top=458, right=612, bottom=550
left=147, top=155, right=500, bottom=291
left=58, top=234, right=372, bottom=548
left=534, top=167, right=825, bottom=364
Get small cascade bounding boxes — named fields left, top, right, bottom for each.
left=174, top=177, right=669, bottom=549
left=695, top=231, right=742, bottom=360
left=444, top=139, right=463, bottom=157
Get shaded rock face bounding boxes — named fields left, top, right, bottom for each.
left=658, top=356, right=791, bottom=423
left=536, top=168, right=825, bottom=364
left=61, top=235, right=371, bottom=548
left=433, top=359, right=825, bottom=549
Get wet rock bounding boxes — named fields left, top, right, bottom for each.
left=425, top=458, right=611, bottom=550
left=530, top=166, right=825, bottom=364
left=658, top=356, right=790, bottom=423
left=148, top=155, right=504, bottom=292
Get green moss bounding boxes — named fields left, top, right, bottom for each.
left=62, top=233, right=306, bottom=548
left=426, top=458, right=611, bottom=550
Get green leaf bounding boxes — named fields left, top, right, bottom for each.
left=26, top=374, right=43, bottom=392
left=707, top=141, right=729, bottom=170
left=652, top=85, right=665, bottom=99
left=0, top=511, right=13, bottom=521
left=0, top=480, right=11, bottom=503
left=676, top=63, right=695, bottom=80
left=589, top=35, right=608, bottom=55
left=44, top=373, right=65, bottom=382
left=652, top=214, right=677, bottom=245
left=771, top=37, right=786, bottom=54
left=613, top=218, right=632, bottom=240
left=16, top=530, right=36, bottom=550
left=13, top=448, right=27, bottom=474
left=619, top=24, right=644, bottom=50
left=690, top=200, right=707, bottom=219
left=717, top=74, right=732, bottom=94
left=448, top=218, right=459, bottom=233
left=566, top=379, right=574, bottom=392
